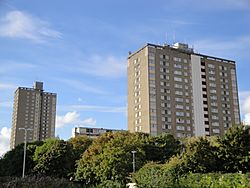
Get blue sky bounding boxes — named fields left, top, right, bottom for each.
left=0, top=0, right=250, bottom=155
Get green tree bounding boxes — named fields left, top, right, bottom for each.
left=217, top=125, right=250, bottom=173
left=0, top=141, right=43, bottom=177
left=163, top=136, right=219, bottom=177
left=132, top=162, right=171, bottom=188
left=68, top=135, right=93, bottom=161
left=143, top=133, right=181, bottom=163
left=33, top=139, right=74, bottom=178
left=74, top=132, right=148, bottom=185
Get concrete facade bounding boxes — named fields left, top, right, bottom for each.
left=128, top=43, right=240, bottom=138
left=10, top=81, right=56, bottom=149
left=72, top=127, right=125, bottom=138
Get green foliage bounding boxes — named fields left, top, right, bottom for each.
left=132, top=162, right=175, bottom=188
left=0, top=141, right=43, bottom=177
left=143, top=133, right=181, bottom=163
left=178, top=172, right=250, bottom=188
left=217, top=125, right=250, bottom=172
left=0, top=175, right=82, bottom=188
left=163, top=136, right=219, bottom=177
left=68, top=136, right=93, bottom=161
left=74, top=132, right=148, bottom=185
left=95, top=180, right=124, bottom=188
left=33, top=139, right=74, bottom=178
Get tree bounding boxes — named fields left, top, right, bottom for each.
left=68, top=135, right=93, bottom=161
left=132, top=162, right=169, bottom=188
left=163, top=136, right=219, bottom=177
left=74, top=132, right=149, bottom=185
left=217, top=125, right=250, bottom=173
left=143, top=133, right=181, bottom=163
left=33, top=139, right=74, bottom=178
left=0, top=141, right=43, bottom=177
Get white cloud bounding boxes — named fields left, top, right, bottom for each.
left=56, top=111, right=96, bottom=128
left=218, top=0, right=250, bottom=9
left=0, top=61, right=37, bottom=74
left=193, top=36, right=250, bottom=58
left=66, top=55, right=126, bottom=78
left=58, top=104, right=126, bottom=113
left=240, top=92, right=250, bottom=125
left=57, top=78, right=107, bottom=94
left=176, top=0, right=250, bottom=10
left=0, top=101, right=12, bottom=108
left=0, top=83, right=17, bottom=90
left=83, top=55, right=126, bottom=77
left=0, top=10, right=61, bottom=43
left=0, top=127, right=11, bottom=157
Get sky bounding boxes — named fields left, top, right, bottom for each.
left=0, top=0, right=250, bottom=156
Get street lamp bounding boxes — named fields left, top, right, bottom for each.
left=131, top=150, right=137, bottom=173
left=19, top=128, right=33, bottom=178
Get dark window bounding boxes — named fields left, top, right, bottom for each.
left=204, top=114, right=209, bottom=118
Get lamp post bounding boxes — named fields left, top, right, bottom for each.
left=131, top=150, right=137, bottom=173
left=19, top=128, right=33, bottom=178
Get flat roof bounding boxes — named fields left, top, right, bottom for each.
left=128, top=43, right=235, bottom=64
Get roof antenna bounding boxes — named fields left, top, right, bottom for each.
left=173, top=30, right=176, bottom=44
left=165, top=32, right=168, bottom=45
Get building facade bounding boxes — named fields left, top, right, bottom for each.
left=72, top=127, right=125, bottom=138
left=128, top=43, right=240, bottom=138
left=10, top=81, right=56, bottom=149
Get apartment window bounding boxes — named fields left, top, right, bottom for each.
left=175, top=98, right=184, bottom=102
left=176, top=104, right=184, bottom=109
left=209, top=77, right=215, bottom=81
left=149, top=59, right=155, bottom=65
left=160, top=75, right=169, bottom=80
left=211, top=102, right=218, bottom=106
left=175, top=91, right=183, bottom=95
left=176, top=125, right=185, bottom=130
left=176, top=111, right=184, bottom=116
left=174, top=70, right=182, bottom=75
left=174, top=64, right=182, bottom=69
left=211, top=108, right=218, bottom=113
left=212, top=122, right=219, bottom=127
left=173, top=57, right=182, bottom=62
left=212, top=115, right=219, bottom=120
left=160, top=54, right=169, bottom=60
left=209, top=70, right=215, bottom=75
left=174, top=77, right=182, bottom=82
left=210, top=89, right=216, bottom=94
left=213, top=129, right=220, bottom=134
left=176, top=133, right=184, bottom=138
left=210, top=96, right=217, bottom=100
left=208, top=64, right=215, bottom=68
left=209, top=83, right=216, bottom=87
left=149, top=73, right=155, bottom=79
left=176, top=118, right=184, bottom=123
left=175, top=84, right=183, bottom=89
